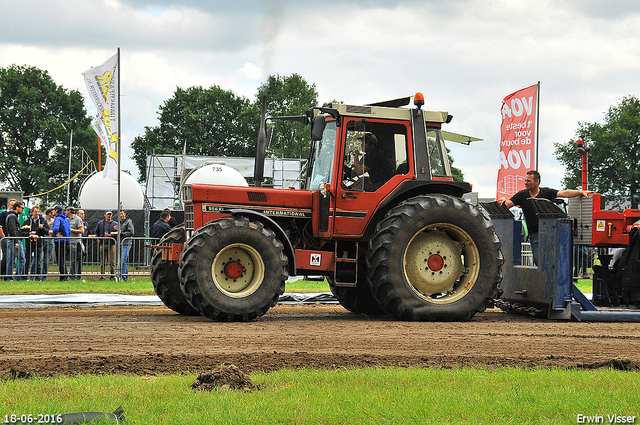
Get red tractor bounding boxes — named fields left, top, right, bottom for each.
left=151, top=94, right=503, bottom=322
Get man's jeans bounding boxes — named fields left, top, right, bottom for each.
left=55, top=240, right=69, bottom=281
left=122, top=244, right=130, bottom=281
left=6, top=240, right=25, bottom=280
left=1, top=238, right=10, bottom=279
left=41, top=241, right=53, bottom=281
left=27, top=241, right=44, bottom=279
left=69, top=240, right=83, bottom=280
left=530, top=232, right=539, bottom=266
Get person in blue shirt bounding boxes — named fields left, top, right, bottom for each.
left=51, top=205, right=70, bottom=281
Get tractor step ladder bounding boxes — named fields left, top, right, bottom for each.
left=333, top=241, right=359, bottom=287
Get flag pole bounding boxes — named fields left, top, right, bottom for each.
left=116, top=47, right=122, bottom=281
left=535, top=81, right=540, bottom=170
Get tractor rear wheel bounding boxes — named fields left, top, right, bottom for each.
left=151, top=226, right=199, bottom=316
left=178, top=216, right=288, bottom=322
left=367, top=194, right=503, bottom=321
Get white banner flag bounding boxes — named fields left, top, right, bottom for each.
left=82, top=53, right=119, bottom=181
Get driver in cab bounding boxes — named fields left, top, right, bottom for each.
left=352, top=132, right=394, bottom=191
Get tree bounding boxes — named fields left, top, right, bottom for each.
left=449, top=148, right=464, bottom=182
left=554, top=96, right=640, bottom=208
left=0, top=64, right=96, bottom=206
left=256, top=74, right=318, bottom=158
left=131, top=86, right=258, bottom=183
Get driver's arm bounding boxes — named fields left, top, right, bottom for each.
left=353, top=153, right=369, bottom=175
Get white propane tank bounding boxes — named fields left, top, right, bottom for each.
left=78, top=171, right=145, bottom=210
left=184, top=163, right=249, bottom=187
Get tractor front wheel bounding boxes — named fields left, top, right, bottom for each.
left=151, top=226, right=199, bottom=316
left=178, top=216, right=288, bottom=322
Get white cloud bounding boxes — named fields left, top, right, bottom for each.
left=237, top=63, right=263, bottom=80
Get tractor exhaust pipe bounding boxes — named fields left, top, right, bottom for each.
left=254, top=96, right=268, bottom=187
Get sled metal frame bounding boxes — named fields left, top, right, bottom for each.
left=482, top=200, right=640, bottom=322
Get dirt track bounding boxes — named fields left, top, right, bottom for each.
left=1, top=304, right=640, bottom=378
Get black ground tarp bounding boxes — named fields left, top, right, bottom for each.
left=0, top=292, right=337, bottom=308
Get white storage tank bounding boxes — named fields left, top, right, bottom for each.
left=79, top=171, right=145, bottom=210
left=184, top=163, right=249, bottom=187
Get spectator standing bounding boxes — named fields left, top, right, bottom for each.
left=95, top=210, right=117, bottom=280
left=4, top=201, right=27, bottom=280
left=23, top=205, right=49, bottom=280
left=41, top=207, right=56, bottom=281
left=78, top=209, right=89, bottom=268
left=78, top=209, right=89, bottom=238
left=151, top=209, right=172, bottom=241
left=498, top=170, right=593, bottom=265
left=164, top=208, right=178, bottom=228
left=0, top=199, right=16, bottom=279
left=67, top=207, right=85, bottom=280
left=119, top=210, right=135, bottom=281
left=51, top=205, right=70, bottom=281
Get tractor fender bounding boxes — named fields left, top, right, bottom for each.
left=222, top=208, right=296, bottom=275
left=363, top=180, right=472, bottom=240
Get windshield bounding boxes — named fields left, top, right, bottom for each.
left=427, top=129, right=451, bottom=177
left=308, top=120, right=337, bottom=191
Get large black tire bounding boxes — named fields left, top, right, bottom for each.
left=151, top=226, right=199, bottom=316
left=328, top=258, right=385, bottom=315
left=178, top=216, right=288, bottom=322
left=367, top=194, right=503, bottom=321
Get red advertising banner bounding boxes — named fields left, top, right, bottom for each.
left=497, top=84, right=539, bottom=200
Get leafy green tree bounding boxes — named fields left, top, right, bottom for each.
left=131, top=85, right=258, bottom=183
left=0, top=64, right=96, bottom=206
left=554, top=96, right=640, bottom=208
left=256, top=74, right=319, bottom=158
left=449, top=148, right=464, bottom=182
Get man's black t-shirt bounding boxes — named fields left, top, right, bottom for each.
left=510, top=187, right=559, bottom=235
left=362, top=149, right=394, bottom=188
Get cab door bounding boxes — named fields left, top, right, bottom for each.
left=333, top=119, right=411, bottom=237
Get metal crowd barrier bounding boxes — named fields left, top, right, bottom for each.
left=0, top=236, right=158, bottom=281
left=519, top=241, right=593, bottom=280
left=520, top=242, right=534, bottom=267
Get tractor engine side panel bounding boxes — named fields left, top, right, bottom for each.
left=187, top=183, right=314, bottom=232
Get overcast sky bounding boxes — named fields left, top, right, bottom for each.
left=1, top=0, right=639, bottom=198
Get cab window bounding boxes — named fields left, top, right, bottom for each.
left=342, top=121, right=408, bottom=192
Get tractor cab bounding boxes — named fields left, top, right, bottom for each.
left=300, top=95, right=470, bottom=239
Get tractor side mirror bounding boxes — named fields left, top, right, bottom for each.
left=311, top=115, right=326, bottom=142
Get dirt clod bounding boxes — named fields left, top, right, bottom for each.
left=191, top=365, right=259, bottom=392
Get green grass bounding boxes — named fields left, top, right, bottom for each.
left=574, top=278, right=593, bottom=295
left=0, top=278, right=331, bottom=296
left=0, top=277, right=591, bottom=298
left=1, top=367, right=638, bottom=424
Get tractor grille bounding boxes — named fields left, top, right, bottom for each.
left=248, top=191, right=268, bottom=203
left=568, top=197, right=594, bottom=245
left=185, top=203, right=194, bottom=232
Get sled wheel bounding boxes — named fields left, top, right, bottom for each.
left=151, top=226, right=199, bottom=316
left=178, top=216, right=288, bottom=322
left=367, top=194, right=503, bottom=321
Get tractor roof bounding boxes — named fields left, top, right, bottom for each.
left=328, top=102, right=450, bottom=124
